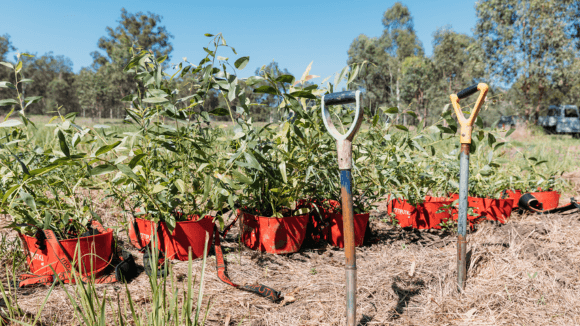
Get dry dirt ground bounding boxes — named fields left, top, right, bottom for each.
left=2, top=203, right=580, bottom=326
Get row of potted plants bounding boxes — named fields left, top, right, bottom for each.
left=0, top=37, right=569, bottom=284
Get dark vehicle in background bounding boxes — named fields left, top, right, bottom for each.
left=538, top=105, right=580, bottom=137
left=497, top=115, right=526, bottom=129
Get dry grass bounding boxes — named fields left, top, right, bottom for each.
left=2, top=202, right=580, bottom=325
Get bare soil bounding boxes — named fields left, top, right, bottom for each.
left=2, top=203, right=580, bottom=325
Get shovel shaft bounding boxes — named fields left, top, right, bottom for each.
left=457, top=143, right=470, bottom=291
left=340, top=169, right=357, bottom=326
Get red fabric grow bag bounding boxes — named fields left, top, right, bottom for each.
left=449, top=194, right=513, bottom=223
left=239, top=210, right=308, bottom=254
left=504, top=190, right=522, bottom=209
left=389, top=198, right=454, bottom=229
left=310, top=199, right=369, bottom=248
left=530, top=191, right=560, bottom=210
left=133, top=216, right=214, bottom=261
left=20, top=230, right=113, bottom=277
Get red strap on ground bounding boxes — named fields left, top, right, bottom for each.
left=213, top=225, right=282, bottom=302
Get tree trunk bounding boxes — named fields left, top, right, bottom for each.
left=397, top=67, right=404, bottom=125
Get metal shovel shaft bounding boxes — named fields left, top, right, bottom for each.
left=340, top=169, right=357, bottom=326
left=457, top=143, right=470, bottom=291
left=450, top=83, right=488, bottom=292
left=321, top=90, right=363, bottom=326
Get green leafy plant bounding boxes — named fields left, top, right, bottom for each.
left=101, top=34, right=247, bottom=230
left=1, top=54, right=106, bottom=238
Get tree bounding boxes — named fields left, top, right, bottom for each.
left=347, top=35, right=394, bottom=113
left=19, top=52, right=79, bottom=115
left=348, top=2, right=424, bottom=124
left=84, top=8, right=174, bottom=119
left=476, top=0, right=577, bottom=121
left=400, top=56, right=434, bottom=126
left=92, top=8, right=173, bottom=69
left=432, top=26, right=485, bottom=96
left=0, top=34, right=16, bottom=109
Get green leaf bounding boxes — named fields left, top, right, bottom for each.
left=254, top=85, right=278, bottom=95
left=121, top=94, right=138, bottom=102
left=234, top=56, right=250, bottom=70
left=385, top=107, right=399, bottom=114
left=43, top=211, right=53, bottom=230
left=157, top=55, right=168, bottom=64
left=275, top=75, right=294, bottom=84
left=204, top=33, right=214, bottom=37
left=487, top=133, right=496, bottom=147
left=505, top=128, right=516, bottom=137
left=2, top=184, right=20, bottom=204
left=0, top=81, right=16, bottom=89
left=57, top=130, right=70, bottom=158
left=289, top=91, right=316, bottom=99
left=116, top=164, right=140, bottom=182
left=407, top=111, right=417, bottom=119
left=129, top=154, right=146, bottom=168
left=244, top=152, right=264, bottom=171
left=202, top=174, right=212, bottom=203
left=175, top=179, right=186, bottom=193
left=0, top=119, right=22, bottom=128
left=0, top=99, right=19, bottom=107
left=209, top=108, right=229, bottom=116
left=395, top=125, right=409, bottom=131
left=90, top=164, right=117, bottom=176
left=15, top=61, right=22, bottom=73
left=29, top=164, right=59, bottom=176
left=19, top=191, right=36, bottom=212
left=142, top=97, right=169, bottom=104
left=231, top=170, right=253, bottom=184
left=152, top=184, right=166, bottom=194
left=95, top=141, right=121, bottom=156
left=0, top=62, right=14, bottom=69
left=279, top=161, right=287, bottom=183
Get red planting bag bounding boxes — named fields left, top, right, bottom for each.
left=483, top=198, right=513, bottom=223
left=324, top=212, right=370, bottom=248
left=19, top=230, right=113, bottom=278
left=449, top=194, right=513, bottom=223
left=239, top=209, right=309, bottom=254
left=503, top=189, right=522, bottom=209
left=132, top=216, right=214, bottom=261
left=530, top=191, right=560, bottom=210
left=310, top=199, right=369, bottom=248
left=389, top=198, right=454, bottom=229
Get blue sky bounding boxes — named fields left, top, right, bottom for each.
left=2, top=0, right=477, bottom=81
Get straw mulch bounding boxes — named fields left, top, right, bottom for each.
left=2, top=207, right=580, bottom=325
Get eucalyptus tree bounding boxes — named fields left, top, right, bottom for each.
left=348, top=2, right=423, bottom=124
left=0, top=34, right=15, bottom=106
left=87, top=8, right=174, bottom=119
left=476, top=0, right=577, bottom=121
left=429, top=26, right=486, bottom=121
left=400, top=56, right=435, bottom=126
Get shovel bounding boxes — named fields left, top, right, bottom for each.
left=449, top=83, right=489, bottom=292
left=321, top=90, right=363, bottom=326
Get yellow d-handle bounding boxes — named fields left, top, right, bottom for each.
left=449, top=83, right=489, bottom=144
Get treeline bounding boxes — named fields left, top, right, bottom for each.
left=0, top=9, right=289, bottom=122
left=3, top=1, right=580, bottom=124
left=349, top=1, right=580, bottom=126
